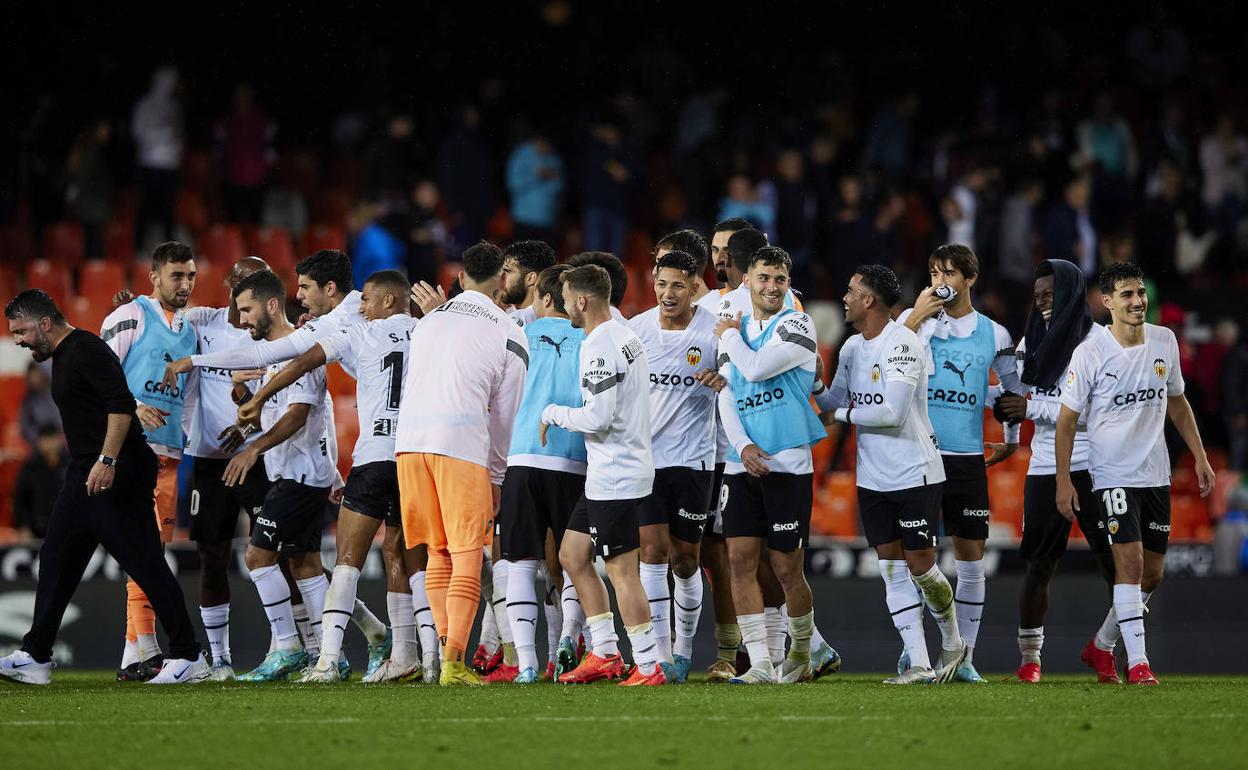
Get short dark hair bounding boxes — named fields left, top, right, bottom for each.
left=656, top=229, right=709, bottom=271
left=1098, top=261, right=1146, bottom=295
left=503, top=240, right=557, bottom=275
left=537, top=264, right=572, bottom=314
left=151, top=241, right=194, bottom=271
left=713, top=217, right=754, bottom=234
left=461, top=241, right=505, bottom=283
left=567, top=251, right=626, bottom=306
left=295, top=249, right=353, bottom=294
left=727, top=229, right=769, bottom=272
left=655, top=250, right=698, bottom=278
left=232, top=269, right=285, bottom=302
left=561, top=264, right=612, bottom=303
left=929, top=243, right=979, bottom=278
left=854, top=264, right=902, bottom=307
left=363, top=269, right=411, bottom=302
left=747, top=245, right=792, bottom=273
left=5, top=289, right=65, bottom=326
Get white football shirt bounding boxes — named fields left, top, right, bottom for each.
left=260, top=360, right=335, bottom=488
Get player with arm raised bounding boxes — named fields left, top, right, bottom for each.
left=1055, top=262, right=1214, bottom=686
left=817, top=265, right=967, bottom=684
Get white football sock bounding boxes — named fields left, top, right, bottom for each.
left=352, top=598, right=387, bottom=644
left=121, top=638, right=139, bottom=668
left=200, top=603, right=231, bottom=665
left=587, top=612, right=618, bottom=657
left=479, top=556, right=501, bottom=652
left=764, top=606, right=786, bottom=665
left=295, top=574, right=329, bottom=659
left=1019, top=626, right=1044, bottom=665
left=626, top=622, right=659, bottom=676
left=560, top=570, right=586, bottom=642
left=250, top=565, right=299, bottom=651
left=738, top=612, right=772, bottom=672
left=492, top=559, right=514, bottom=649
left=506, top=559, right=540, bottom=672
left=881, top=559, right=930, bottom=670
left=715, top=623, right=741, bottom=663
left=954, top=559, right=985, bottom=662
left=788, top=610, right=814, bottom=661
left=639, top=562, right=673, bottom=664
left=544, top=577, right=561, bottom=665
left=387, top=591, right=418, bottom=667
left=914, top=564, right=962, bottom=651
left=292, top=603, right=314, bottom=652
left=409, top=571, right=439, bottom=665
left=137, top=633, right=161, bottom=662
left=1114, top=584, right=1148, bottom=667
left=672, top=571, right=702, bottom=660
left=1097, top=590, right=1153, bottom=651
left=317, top=566, right=359, bottom=664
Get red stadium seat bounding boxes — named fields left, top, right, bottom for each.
left=811, top=471, right=859, bottom=538
left=42, top=221, right=85, bottom=268
left=25, top=259, right=72, bottom=307
left=0, top=263, right=18, bottom=306
left=0, top=222, right=38, bottom=266
left=64, top=295, right=110, bottom=337
left=102, top=220, right=136, bottom=266
left=1170, top=495, right=1211, bottom=541
left=988, top=468, right=1025, bottom=537
left=302, top=223, right=347, bottom=256
left=198, top=225, right=246, bottom=267
left=175, top=188, right=211, bottom=235
left=78, top=261, right=127, bottom=310
left=248, top=226, right=295, bottom=277
left=311, top=188, right=352, bottom=229
left=191, top=260, right=231, bottom=309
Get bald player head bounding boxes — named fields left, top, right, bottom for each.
left=227, top=257, right=270, bottom=326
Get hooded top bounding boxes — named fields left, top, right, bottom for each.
left=1021, top=259, right=1093, bottom=389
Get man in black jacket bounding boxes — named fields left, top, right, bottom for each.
left=0, top=290, right=207, bottom=685
left=12, top=423, right=67, bottom=539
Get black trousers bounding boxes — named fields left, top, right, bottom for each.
left=22, top=452, right=201, bottom=662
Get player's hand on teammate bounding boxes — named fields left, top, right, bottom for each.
left=231, top=369, right=264, bottom=385
left=994, top=392, right=1028, bottom=423
left=411, top=280, right=448, bottom=315
left=162, top=357, right=193, bottom=391
left=1055, top=473, right=1079, bottom=522
left=135, top=403, right=170, bottom=430
left=539, top=421, right=550, bottom=447
left=985, top=441, right=1017, bottom=467
left=295, top=312, right=314, bottom=328
left=217, top=423, right=253, bottom=454
left=1195, top=456, right=1216, bottom=498
left=85, top=459, right=115, bottom=496
left=713, top=312, right=743, bottom=338
left=695, top=369, right=726, bottom=392
left=237, top=396, right=265, bottom=426
left=329, top=487, right=344, bottom=505
left=741, top=444, right=771, bottom=477
left=222, top=446, right=260, bottom=487
left=112, top=289, right=134, bottom=308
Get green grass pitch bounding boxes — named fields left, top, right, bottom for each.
left=2, top=672, right=1244, bottom=768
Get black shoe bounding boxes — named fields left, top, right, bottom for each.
left=116, top=654, right=164, bottom=682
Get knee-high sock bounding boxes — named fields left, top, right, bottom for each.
left=1095, top=590, right=1153, bottom=651
left=387, top=591, right=418, bottom=666
left=1019, top=626, right=1044, bottom=664
left=764, top=606, right=786, bottom=666
left=425, top=550, right=452, bottom=649
left=587, top=612, right=618, bottom=657
left=626, top=622, right=660, bottom=676
left=1114, top=584, right=1148, bottom=667
left=559, top=570, right=586, bottom=641
left=881, top=559, right=930, bottom=670
left=639, top=562, right=673, bottom=664
left=914, top=564, right=961, bottom=651
left=351, top=597, right=387, bottom=643
left=954, top=559, right=985, bottom=661
left=479, top=554, right=500, bottom=652
left=788, top=610, right=814, bottom=661
left=506, top=559, right=540, bottom=672
left=408, top=570, right=440, bottom=665
left=127, top=578, right=160, bottom=659
left=446, top=548, right=484, bottom=661
left=200, top=603, right=231, bottom=665
left=715, top=623, right=741, bottom=664
left=673, top=571, right=703, bottom=660
left=295, top=574, right=329, bottom=658
left=250, top=565, right=300, bottom=651
left=738, top=612, right=772, bottom=672
left=492, top=559, right=517, bottom=665
left=544, top=585, right=562, bottom=665
left=318, top=565, right=359, bottom=664
left=292, top=603, right=314, bottom=652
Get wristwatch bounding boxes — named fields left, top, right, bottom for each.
left=98, top=454, right=116, bottom=467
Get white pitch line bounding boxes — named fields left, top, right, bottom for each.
left=1, top=713, right=1242, bottom=728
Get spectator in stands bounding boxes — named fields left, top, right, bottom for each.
left=943, top=167, right=987, bottom=251
left=506, top=133, right=564, bottom=243
left=1137, top=161, right=1201, bottom=284
left=833, top=173, right=873, bottom=268
left=1076, top=94, right=1138, bottom=233
left=718, top=174, right=775, bottom=234
left=18, top=362, right=60, bottom=453
left=435, top=105, right=494, bottom=249
left=1043, top=175, right=1097, bottom=278
left=132, top=65, right=184, bottom=249
left=361, top=112, right=422, bottom=207
left=215, top=84, right=275, bottom=224
left=1223, top=320, right=1248, bottom=471
left=350, top=200, right=406, bottom=289
left=406, top=180, right=447, bottom=283
left=862, top=92, right=919, bottom=176
left=1199, top=115, right=1248, bottom=246
left=579, top=117, right=636, bottom=258
left=12, top=424, right=67, bottom=540
left=62, top=118, right=113, bottom=261
left=775, top=148, right=817, bottom=280
left=999, top=178, right=1044, bottom=287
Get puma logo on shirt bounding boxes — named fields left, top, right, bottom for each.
left=943, top=359, right=970, bottom=386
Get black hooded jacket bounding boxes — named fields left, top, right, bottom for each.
left=1021, top=259, right=1093, bottom=389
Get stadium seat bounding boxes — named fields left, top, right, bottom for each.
left=0, top=222, right=38, bottom=265
left=25, top=259, right=72, bottom=307
left=191, top=260, right=231, bottom=309
left=42, top=221, right=85, bottom=268
left=248, top=225, right=295, bottom=277
left=175, top=188, right=211, bottom=235
left=102, top=220, right=136, bottom=266
left=1171, top=495, right=1210, bottom=540
left=811, top=471, right=858, bottom=538
left=988, top=468, right=1025, bottom=537
left=486, top=205, right=513, bottom=243
left=64, top=295, right=110, bottom=337
left=302, top=223, right=347, bottom=256
left=311, top=188, right=352, bottom=229
left=78, top=261, right=126, bottom=309
left=624, top=229, right=652, bottom=268
left=0, top=263, right=18, bottom=306
left=198, top=224, right=246, bottom=267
